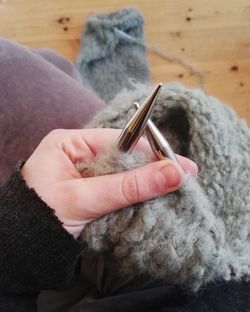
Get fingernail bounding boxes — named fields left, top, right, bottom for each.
left=157, top=162, right=183, bottom=190
left=185, top=159, right=199, bottom=177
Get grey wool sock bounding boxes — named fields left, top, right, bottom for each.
left=79, top=82, right=250, bottom=293
left=76, top=8, right=151, bottom=103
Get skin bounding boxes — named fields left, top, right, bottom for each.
left=21, top=128, right=198, bottom=238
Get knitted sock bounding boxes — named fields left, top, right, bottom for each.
left=76, top=8, right=151, bottom=103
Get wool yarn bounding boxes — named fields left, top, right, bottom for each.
left=79, top=82, right=250, bottom=291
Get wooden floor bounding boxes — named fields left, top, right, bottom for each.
left=0, top=0, right=249, bottom=121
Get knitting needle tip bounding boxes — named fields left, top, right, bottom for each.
left=116, top=83, right=162, bottom=152
left=133, top=101, right=179, bottom=164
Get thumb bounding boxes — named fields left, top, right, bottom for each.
left=71, top=160, right=184, bottom=221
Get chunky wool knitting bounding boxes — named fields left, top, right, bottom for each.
left=75, top=8, right=250, bottom=292
left=79, top=82, right=250, bottom=291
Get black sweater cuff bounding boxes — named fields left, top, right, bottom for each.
left=0, top=161, right=81, bottom=294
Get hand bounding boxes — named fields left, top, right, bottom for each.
left=21, top=129, right=198, bottom=238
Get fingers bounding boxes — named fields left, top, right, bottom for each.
left=46, top=129, right=198, bottom=176
left=69, top=159, right=185, bottom=221
left=176, top=155, right=198, bottom=177
left=46, top=128, right=153, bottom=163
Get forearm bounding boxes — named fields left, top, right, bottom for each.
left=0, top=161, right=81, bottom=294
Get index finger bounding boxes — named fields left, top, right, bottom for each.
left=50, top=129, right=198, bottom=177
left=51, top=128, right=153, bottom=163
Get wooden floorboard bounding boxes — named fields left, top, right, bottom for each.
left=0, top=0, right=249, bottom=121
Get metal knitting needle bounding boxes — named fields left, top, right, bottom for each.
left=116, top=83, right=162, bottom=152
left=134, top=102, right=179, bottom=163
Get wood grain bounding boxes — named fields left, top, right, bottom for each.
left=0, top=0, right=249, bottom=120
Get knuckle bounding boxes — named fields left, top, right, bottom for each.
left=41, top=129, right=67, bottom=146
left=47, top=129, right=66, bottom=140
left=121, top=171, right=141, bottom=205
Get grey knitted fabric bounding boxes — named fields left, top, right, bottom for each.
left=76, top=8, right=150, bottom=103
left=79, top=83, right=250, bottom=291
left=76, top=9, right=250, bottom=292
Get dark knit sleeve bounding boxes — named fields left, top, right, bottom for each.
left=0, top=160, right=81, bottom=294
left=0, top=291, right=37, bottom=312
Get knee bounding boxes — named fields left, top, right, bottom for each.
left=36, top=48, right=82, bottom=82
left=0, top=39, right=27, bottom=63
